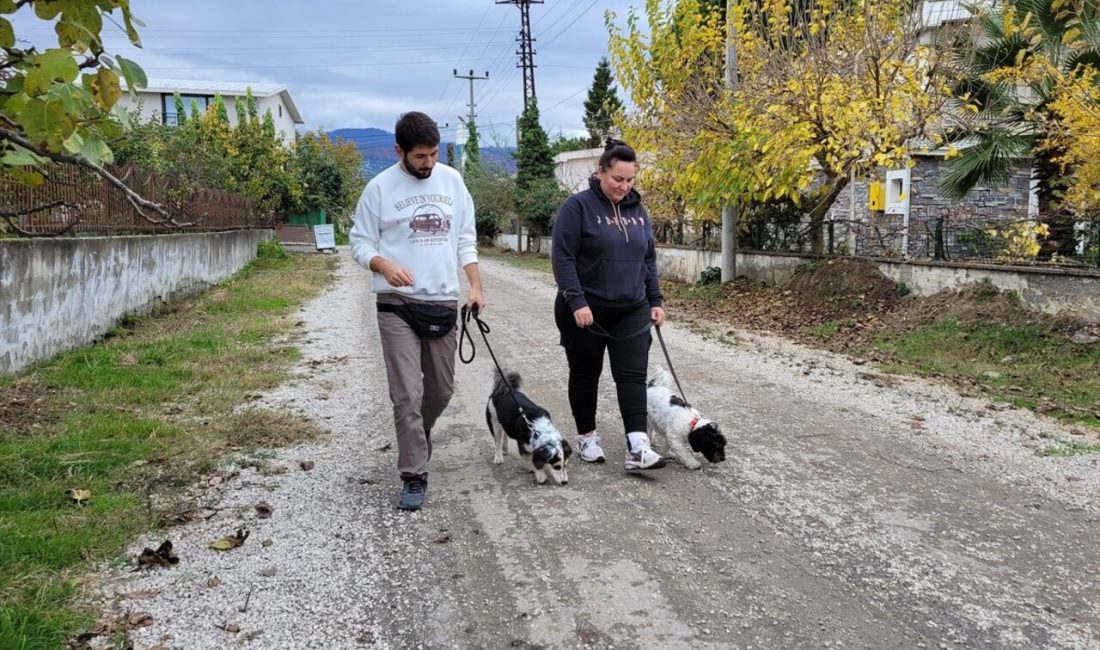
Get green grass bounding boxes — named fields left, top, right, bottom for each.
left=480, top=246, right=552, bottom=274
left=662, top=281, right=727, bottom=308
left=808, top=320, right=842, bottom=339
left=872, top=320, right=1100, bottom=428
left=1043, top=441, right=1100, bottom=457
left=0, top=244, right=336, bottom=649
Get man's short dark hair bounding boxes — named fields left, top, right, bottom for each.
left=395, top=112, right=441, bottom=152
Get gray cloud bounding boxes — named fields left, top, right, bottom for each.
left=13, top=0, right=646, bottom=145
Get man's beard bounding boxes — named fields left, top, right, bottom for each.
left=403, top=154, right=433, bottom=179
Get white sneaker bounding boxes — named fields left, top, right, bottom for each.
left=624, top=438, right=666, bottom=471
left=577, top=432, right=606, bottom=463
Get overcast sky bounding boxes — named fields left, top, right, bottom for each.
left=15, top=1, right=647, bottom=147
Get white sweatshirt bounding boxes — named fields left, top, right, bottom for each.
left=349, top=162, right=478, bottom=301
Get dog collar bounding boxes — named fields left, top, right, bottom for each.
left=689, top=416, right=701, bottom=430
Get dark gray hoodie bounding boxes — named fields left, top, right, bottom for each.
left=551, top=177, right=663, bottom=311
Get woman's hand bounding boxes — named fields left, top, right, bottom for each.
left=573, top=306, right=594, bottom=328
left=651, top=306, right=666, bottom=327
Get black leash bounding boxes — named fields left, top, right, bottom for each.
left=460, top=305, right=530, bottom=424
left=653, top=324, right=689, bottom=404
left=587, top=315, right=689, bottom=403
left=587, top=319, right=653, bottom=341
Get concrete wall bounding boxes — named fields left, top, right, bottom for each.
left=655, top=246, right=1100, bottom=324
left=1, top=230, right=272, bottom=375
left=494, top=235, right=1100, bottom=323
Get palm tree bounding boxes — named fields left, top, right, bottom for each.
left=941, top=0, right=1100, bottom=257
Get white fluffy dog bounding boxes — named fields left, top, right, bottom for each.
left=646, top=367, right=727, bottom=470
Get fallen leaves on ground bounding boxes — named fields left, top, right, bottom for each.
left=209, top=528, right=250, bottom=551
left=65, top=488, right=91, bottom=505
left=137, top=541, right=179, bottom=568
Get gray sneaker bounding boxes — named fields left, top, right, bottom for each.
left=624, top=439, right=666, bottom=471
left=398, top=475, right=428, bottom=511
left=577, top=432, right=606, bottom=463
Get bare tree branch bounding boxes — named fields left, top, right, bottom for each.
left=0, top=126, right=193, bottom=226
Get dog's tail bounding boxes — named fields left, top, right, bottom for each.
left=647, top=366, right=672, bottom=389
left=490, top=370, right=522, bottom=398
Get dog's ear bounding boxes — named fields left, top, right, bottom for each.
left=688, top=423, right=727, bottom=463
left=561, top=439, right=573, bottom=459
left=532, top=445, right=553, bottom=469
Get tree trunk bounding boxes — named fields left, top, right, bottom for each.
left=807, top=173, right=849, bottom=254
left=1033, top=152, right=1076, bottom=260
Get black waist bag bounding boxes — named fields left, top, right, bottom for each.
left=377, top=302, right=457, bottom=339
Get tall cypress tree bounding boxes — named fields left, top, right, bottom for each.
left=463, top=120, right=481, bottom=176
left=515, top=101, right=564, bottom=237
left=583, top=58, right=624, bottom=147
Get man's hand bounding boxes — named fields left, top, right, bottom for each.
left=371, top=257, right=414, bottom=287
left=651, top=306, right=666, bottom=327
left=573, top=306, right=594, bottom=328
left=466, top=286, right=485, bottom=316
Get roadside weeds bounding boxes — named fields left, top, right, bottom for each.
left=0, top=242, right=336, bottom=649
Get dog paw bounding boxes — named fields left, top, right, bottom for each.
left=492, top=454, right=504, bottom=465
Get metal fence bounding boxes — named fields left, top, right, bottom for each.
left=1, top=165, right=262, bottom=237
left=653, top=214, right=1100, bottom=269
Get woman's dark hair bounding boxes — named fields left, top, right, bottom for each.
left=395, top=112, right=441, bottom=152
left=598, top=137, right=637, bottom=171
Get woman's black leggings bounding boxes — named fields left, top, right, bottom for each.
left=554, top=295, right=652, bottom=436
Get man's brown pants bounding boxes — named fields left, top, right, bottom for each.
left=376, top=295, right=458, bottom=477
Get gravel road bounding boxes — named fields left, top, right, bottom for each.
left=94, top=248, right=1099, bottom=650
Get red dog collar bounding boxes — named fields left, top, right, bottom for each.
left=688, top=416, right=700, bottom=430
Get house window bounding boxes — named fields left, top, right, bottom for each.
left=278, top=105, right=282, bottom=118
left=162, top=94, right=212, bottom=125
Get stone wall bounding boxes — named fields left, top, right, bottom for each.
left=825, top=156, right=1034, bottom=258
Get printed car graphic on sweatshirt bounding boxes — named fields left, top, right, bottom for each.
left=408, top=205, right=451, bottom=238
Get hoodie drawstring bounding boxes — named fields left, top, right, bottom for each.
left=612, top=202, right=629, bottom=243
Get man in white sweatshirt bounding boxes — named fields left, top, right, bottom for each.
left=349, top=112, right=485, bottom=511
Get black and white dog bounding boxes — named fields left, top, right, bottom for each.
left=485, top=370, right=572, bottom=485
left=646, top=367, right=726, bottom=470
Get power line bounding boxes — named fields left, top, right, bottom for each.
left=496, top=0, right=543, bottom=108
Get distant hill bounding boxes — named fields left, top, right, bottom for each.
left=327, top=128, right=516, bottom=180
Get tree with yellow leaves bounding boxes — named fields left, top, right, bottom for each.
left=608, top=0, right=957, bottom=253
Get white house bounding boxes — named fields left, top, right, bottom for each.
left=117, top=78, right=304, bottom=142
left=553, top=147, right=603, bottom=194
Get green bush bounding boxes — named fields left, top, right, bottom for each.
left=257, top=239, right=289, bottom=260
left=698, top=266, right=722, bottom=286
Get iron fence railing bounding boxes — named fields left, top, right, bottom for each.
left=1, top=165, right=264, bottom=237
left=652, top=215, right=1100, bottom=269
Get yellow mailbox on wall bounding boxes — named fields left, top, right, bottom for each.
left=868, top=181, right=885, bottom=212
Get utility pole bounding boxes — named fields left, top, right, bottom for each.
left=452, top=69, right=488, bottom=173
left=496, top=0, right=542, bottom=108
left=721, top=1, right=739, bottom=283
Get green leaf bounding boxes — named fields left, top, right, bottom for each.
left=0, top=146, right=47, bottom=166
left=62, top=130, right=84, bottom=155
left=33, top=0, right=61, bottom=20
left=9, top=168, right=45, bottom=186
left=0, top=0, right=18, bottom=13
left=20, top=97, right=76, bottom=152
left=56, top=16, right=101, bottom=50
left=93, top=67, right=121, bottom=108
left=25, top=49, right=80, bottom=96
left=116, top=55, right=147, bottom=93
left=47, top=83, right=90, bottom=114
left=0, top=17, right=13, bottom=48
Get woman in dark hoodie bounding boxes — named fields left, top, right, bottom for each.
left=551, top=139, right=666, bottom=471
